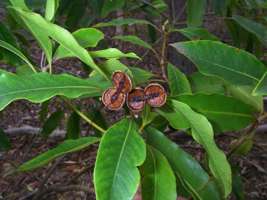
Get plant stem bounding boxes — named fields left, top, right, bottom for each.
left=160, top=22, right=169, bottom=80
left=64, top=100, right=106, bottom=134
left=228, top=112, right=267, bottom=157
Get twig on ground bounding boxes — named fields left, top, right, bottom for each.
left=33, top=157, right=65, bottom=200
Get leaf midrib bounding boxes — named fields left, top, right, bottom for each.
left=196, top=109, right=253, bottom=118
left=193, top=57, right=260, bottom=82
left=0, top=85, right=99, bottom=98
left=110, top=121, right=133, bottom=197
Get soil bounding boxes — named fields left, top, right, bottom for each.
left=0, top=1, right=267, bottom=200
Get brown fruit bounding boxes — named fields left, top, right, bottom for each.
left=102, top=88, right=126, bottom=111
left=112, top=71, right=132, bottom=94
left=144, top=83, right=167, bottom=107
left=127, top=88, right=145, bottom=112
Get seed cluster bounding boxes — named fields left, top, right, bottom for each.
left=102, top=71, right=167, bottom=112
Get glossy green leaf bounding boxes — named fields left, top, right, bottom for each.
left=113, top=35, right=152, bottom=49
left=10, top=7, right=107, bottom=79
left=145, top=127, right=221, bottom=200
left=9, top=5, right=53, bottom=67
left=171, top=40, right=267, bottom=88
left=101, top=0, right=125, bottom=17
left=18, top=137, right=99, bottom=171
left=189, top=72, right=225, bottom=94
left=45, top=0, right=60, bottom=21
left=0, top=40, right=36, bottom=72
left=0, top=71, right=107, bottom=111
left=94, top=18, right=152, bottom=28
left=66, top=112, right=80, bottom=139
left=158, top=100, right=232, bottom=197
left=226, top=85, right=263, bottom=112
left=94, top=119, right=146, bottom=200
left=55, top=28, right=104, bottom=59
left=9, top=0, right=29, bottom=10
left=141, top=105, right=157, bottom=130
left=89, top=48, right=140, bottom=59
left=253, top=71, right=267, bottom=95
left=232, top=15, right=267, bottom=46
left=41, top=110, right=64, bottom=137
left=167, top=63, right=192, bottom=96
left=141, top=145, right=177, bottom=200
left=173, top=27, right=219, bottom=41
left=174, top=94, right=256, bottom=132
left=0, top=129, right=11, bottom=151
left=129, top=67, right=154, bottom=85
left=186, top=0, right=206, bottom=27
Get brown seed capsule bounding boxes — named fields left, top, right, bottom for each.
left=102, top=88, right=126, bottom=111
left=127, top=88, right=145, bottom=112
left=112, top=71, right=132, bottom=94
left=144, top=83, right=167, bottom=107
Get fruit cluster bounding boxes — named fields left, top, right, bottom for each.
left=102, top=71, right=167, bottom=112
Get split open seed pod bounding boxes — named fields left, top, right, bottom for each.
left=144, top=83, right=167, bottom=107
left=112, top=71, right=132, bottom=94
left=127, top=88, right=145, bottom=112
left=102, top=88, right=126, bottom=111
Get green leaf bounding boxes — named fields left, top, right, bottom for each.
left=101, top=58, right=132, bottom=75
left=173, top=27, right=219, bottom=41
left=101, top=0, right=126, bottom=17
left=226, top=85, right=263, bottom=112
left=0, top=71, right=108, bottom=111
left=0, top=40, right=36, bottom=72
left=9, top=5, right=53, bottom=67
left=145, top=127, right=221, bottom=200
left=10, top=7, right=107, bottom=79
left=189, top=72, right=225, bottom=94
left=158, top=100, right=232, bottom=197
left=232, top=15, right=267, bottom=46
left=94, top=119, right=146, bottom=200
left=89, top=48, right=140, bottom=59
left=0, top=129, right=11, bottom=151
left=55, top=28, right=104, bottom=59
left=9, top=0, right=29, bottom=10
left=94, top=18, right=153, bottom=28
left=45, top=0, right=60, bottom=21
left=174, top=94, right=256, bottom=132
left=73, top=28, right=104, bottom=48
left=41, top=110, right=64, bottom=137
left=141, top=105, right=157, bottom=130
left=141, top=145, right=177, bottom=200
left=18, top=137, right=99, bottom=171
left=66, top=111, right=80, bottom=139
left=167, top=63, right=192, bottom=96
left=0, top=21, right=17, bottom=47
left=171, top=40, right=267, bottom=88
left=39, top=100, right=50, bottom=122
left=232, top=167, right=245, bottom=200
left=129, top=67, right=154, bottom=85
left=186, top=0, right=206, bottom=27
left=253, top=71, right=267, bottom=95
left=113, top=35, right=153, bottom=49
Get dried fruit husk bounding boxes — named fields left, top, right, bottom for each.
left=112, top=71, right=132, bottom=94
left=144, top=83, right=166, bottom=107
left=127, top=88, right=145, bottom=112
left=102, top=88, right=126, bottom=110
